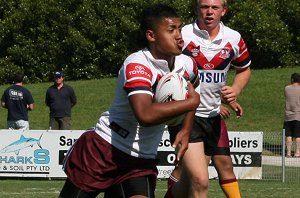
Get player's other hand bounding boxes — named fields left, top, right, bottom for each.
left=220, top=104, right=231, bottom=119
left=229, top=101, right=243, bottom=118
left=220, top=102, right=243, bottom=119
left=172, top=128, right=189, bottom=163
left=221, top=86, right=237, bottom=104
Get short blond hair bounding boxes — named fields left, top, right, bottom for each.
left=193, top=0, right=227, bottom=8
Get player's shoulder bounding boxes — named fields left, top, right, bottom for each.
left=124, top=50, right=146, bottom=64
left=176, top=54, right=194, bottom=64
left=182, top=23, right=194, bottom=36
left=223, top=25, right=240, bottom=35
left=222, top=23, right=242, bottom=41
left=182, top=23, right=193, bottom=32
left=123, top=50, right=152, bottom=71
left=121, top=50, right=157, bottom=82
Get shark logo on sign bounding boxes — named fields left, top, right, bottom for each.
left=0, top=134, right=43, bottom=155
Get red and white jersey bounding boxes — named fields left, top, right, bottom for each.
left=182, top=21, right=251, bottom=117
left=95, top=48, right=198, bottom=159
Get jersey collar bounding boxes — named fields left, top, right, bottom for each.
left=192, top=20, right=224, bottom=42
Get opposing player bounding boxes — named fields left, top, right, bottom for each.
left=59, top=3, right=200, bottom=198
left=165, top=0, right=251, bottom=197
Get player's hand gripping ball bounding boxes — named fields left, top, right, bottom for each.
left=154, top=72, right=188, bottom=126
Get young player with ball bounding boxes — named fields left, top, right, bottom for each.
left=165, top=0, right=251, bottom=197
left=59, top=3, right=200, bottom=198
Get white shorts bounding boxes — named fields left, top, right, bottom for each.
left=8, top=120, right=29, bottom=130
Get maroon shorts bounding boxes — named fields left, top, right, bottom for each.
left=169, top=115, right=230, bottom=156
left=218, top=118, right=230, bottom=148
left=63, top=130, right=158, bottom=192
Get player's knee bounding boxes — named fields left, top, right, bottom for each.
left=221, top=161, right=233, bottom=172
left=190, top=175, right=209, bottom=191
left=215, top=157, right=234, bottom=172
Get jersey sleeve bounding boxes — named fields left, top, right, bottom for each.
left=231, top=37, right=251, bottom=68
left=190, top=57, right=199, bottom=86
left=123, top=63, right=154, bottom=97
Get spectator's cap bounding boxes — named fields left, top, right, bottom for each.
left=54, top=71, right=64, bottom=78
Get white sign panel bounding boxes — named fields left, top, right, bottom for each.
left=0, top=130, right=84, bottom=178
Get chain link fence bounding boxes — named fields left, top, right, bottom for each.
left=262, top=131, right=300, bottom=182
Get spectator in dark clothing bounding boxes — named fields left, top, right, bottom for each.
left=1, top=73, right=34, bottom=130
left=45, top=71, right=77, bottom=130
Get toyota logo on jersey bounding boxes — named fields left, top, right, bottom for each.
left=126, top=63, right=152, bottom=79
left=135, top=65, right=145, bottom=72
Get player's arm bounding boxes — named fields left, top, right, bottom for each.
left=232, top=67, right=251, bottom=95
left=172, top=109, right=196, bottom=162
left=129, top=81, right=200, bottom=126
left=221, top=67, right=251, bottom=103
left=172, top=74, right=200, bottom=161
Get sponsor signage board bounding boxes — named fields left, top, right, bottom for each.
left=0, top=130, right=262, bottom=179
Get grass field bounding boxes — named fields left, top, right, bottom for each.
left=0, top=67, right=298, bottom=132
left=0, top=67, right=300, bottom=197
left=0, top=178, right=299, bottom=198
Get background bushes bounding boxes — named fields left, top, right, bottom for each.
left=0, top=0, right=299, bottom=84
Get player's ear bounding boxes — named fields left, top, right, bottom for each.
left=146, top=30, right=155, bottom=42
left=221, top=6, right=227, bottom=17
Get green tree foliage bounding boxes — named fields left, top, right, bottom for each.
left=276, top=0, right=300, bottom=66
left=0, top=0, right=298, bottom=84
left=223, top=0, right=298, bottom=68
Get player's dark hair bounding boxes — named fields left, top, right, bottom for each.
left=291, top=73, right=300, bottom=83
left=14, top=72, right=24, bottom=83
left=138, top=3, right=179, bottom=48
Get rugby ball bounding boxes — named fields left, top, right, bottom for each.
left=154, top=72, right=188, bottom=126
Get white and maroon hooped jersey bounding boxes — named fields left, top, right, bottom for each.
left=182, top=21, right=251, bottom=118
left=95, top=48, right=198, bottom=159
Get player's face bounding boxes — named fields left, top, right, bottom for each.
left=195, top=0, right=226, bottom=31
left=149, top=17, right=184, bottom=59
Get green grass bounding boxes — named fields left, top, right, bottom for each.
left=0, top=179, right=299, bottom=198
left=0, top=78, right=116, bottom=130
left=0, top=67, right=297, bottom=132
left=0, top=67, right=300, bottom=197
left=225, top=67, right=296, bottom=133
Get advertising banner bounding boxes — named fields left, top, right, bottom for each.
left=157, top=131, right=263, bottom=179
left=0, top=130, right=84, bottom=178
left=0, top=130, right=263, bottom=179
